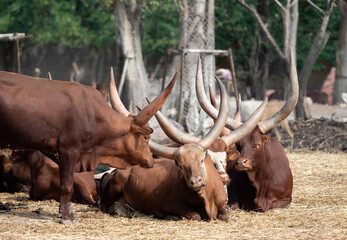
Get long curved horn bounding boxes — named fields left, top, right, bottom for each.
left=146, top=98, right=200, bottom=144
left=197, top=76, right=229, bottom=149
left=221, top=97, right=268, bottom=146
left=208, top=85, right=230, bottom=137
left=109, top=67, right=131, bottom=117
left=148, top=140, right=178, bottom=160
left=257, top=50, right=299, bottom=134
left=135, top=72, right=177, bottom=125
left=234, top=93, right=242, bottom=122
left=195, top=57, right=242, bottom=130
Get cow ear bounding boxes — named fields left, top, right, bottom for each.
left=261, top=134, right=271, bottom=144
left=131, top=122, right=154, bottom=135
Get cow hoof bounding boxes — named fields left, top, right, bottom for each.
left=165, top=215, right=181, bottom=221
left=59, top=218, right=78, bottom=224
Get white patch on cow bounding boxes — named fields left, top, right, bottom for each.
left=207, top=150, right=227, bottom=173
left=207, top=150, right=229, bottom=201
left=94, top=167, right=116, bottom=180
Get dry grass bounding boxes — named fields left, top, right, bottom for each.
left=0, top=150, right=346, bottom=240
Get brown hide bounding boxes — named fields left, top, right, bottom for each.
left=0, top=151, right=97, bottom=205
left=98, top=157, right=228, bottom=221
left=0, top=71, right=173, bottom=222
left=227, top=127, right=293, bottom=211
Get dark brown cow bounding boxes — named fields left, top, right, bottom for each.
left=0, top=69, right=176, bottom=223
left=197, top=51, right=298, bottom=211
left=0, top=150, right=97, bottom=205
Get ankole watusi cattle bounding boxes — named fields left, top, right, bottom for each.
left=97, top=59, right=267, bottom=221
left=99, top=60, right=229, bottom=220
left=151, top=58, right=268, bottom=186
left=0, top=69, right=176, bottom=223
left=198, top=51, right=298, bottom=211
left=0, top=150, right=97, bottom=205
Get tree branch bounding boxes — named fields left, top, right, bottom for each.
left=307, top=0, right=325, bottom=15
left=290, top=0, right=299, bottom=8
left=274, top=0, right=286, bottom=13
left=237, top=0, right=285, bottom=59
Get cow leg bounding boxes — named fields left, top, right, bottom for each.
left=273, top=126, right=282, bottom=142
left=58, top=150, right=78, bottom=224
left=270, top=198, right=291, bottom=209
left=217, top=205, right=228, bottom=221
left=164, top=204, right=201, bottom=220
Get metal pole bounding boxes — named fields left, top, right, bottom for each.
left=228, top=48, right=238, bottom=99
left=118, top=58, right=129, bottom=96
left=161, top=48, right=169, bottom=91
left=176, top=51, right=185, bottom=123
left=16, top=40, right=21, bottom=73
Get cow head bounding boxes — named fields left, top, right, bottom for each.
left=235, top=127, right=270, bottom=171
left=108, top=68, right=177, bottom=168
left=148, top=58, right=229, bottom=191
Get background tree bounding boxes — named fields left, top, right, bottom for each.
left=334, top=0, right=347, bottom=103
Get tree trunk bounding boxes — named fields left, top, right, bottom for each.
left=249, top=0, right=270, bottom=100
left=334, top=0, right=347, bottom=103
left=296, top=3, right=334, bottom=119
left=114, top=0, right=148, bottom=108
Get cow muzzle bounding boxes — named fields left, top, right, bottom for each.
left=236, top=158, right=252, bottom=171
left=189, top=176, right=205, bottom=191
left=141, top=158, right=155, bottom=168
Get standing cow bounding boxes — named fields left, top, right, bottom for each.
left=0, top=69, right=176, bottom=223
left=196, top=51, right=298, bottom=211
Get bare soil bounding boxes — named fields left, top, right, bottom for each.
left=0, top=151, right=346, bottom=239
left=277, top=118, right=347, bottom=152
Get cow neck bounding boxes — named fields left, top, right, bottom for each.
left=196, top=156, right=221, bottom=220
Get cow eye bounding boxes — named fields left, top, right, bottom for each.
left=179, top=165, right=183, bottom=169
left=200, top=158, right=204, bottom=163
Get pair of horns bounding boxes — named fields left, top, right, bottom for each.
left=198, top=50, right=298, bottom=134
left=109, top=67, right=177, bottom=125
left=148, top=66, right=229, bottom=159
left=151, top=57, right=267, bottom=150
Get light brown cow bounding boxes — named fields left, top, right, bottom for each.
left=0, top=69, right=176, bottom=223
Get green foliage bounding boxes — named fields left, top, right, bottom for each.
left=0, top=0, right=341, bottom=70
left=0, top=0, right=115, bottom=50
left=141, top=1, right=180, bottom=58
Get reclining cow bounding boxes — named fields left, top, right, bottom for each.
left=0, top=150, right=97, bottom=205
left=0, top=68, right=176, bottom=223
left=98, top=59, right=267, bottom=220
left=197, top=51, right=298, bottom=211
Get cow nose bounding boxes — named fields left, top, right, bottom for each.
left=190, top=177, right=205, bottom=191
left=144, top=159, right=155, bottom=168
left=237, top=158, right=252, bottom=171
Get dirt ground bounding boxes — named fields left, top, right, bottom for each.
left=277, top=118, right=347, bottom=152
left=0, top=151, right=346, bottom=240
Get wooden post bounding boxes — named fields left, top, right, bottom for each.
left=161, top=48, right=169, bottom=91
left=16, top=40, right=21, bottom=74
left=176, top=51, right=185, bottom=123
left=228, top=48, right=238, bottom=100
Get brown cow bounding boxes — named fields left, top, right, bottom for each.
left=0, top=69, right=176, bottom=223
left=0, top=150, right=97, bottom=205
left=197, top=51, right=298, bottom=211
left=97, top=59, right=267, bottom=221
left=98, top=59, right=233, bottom=220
